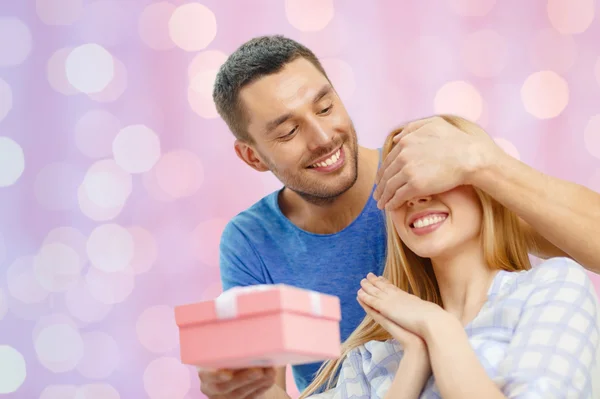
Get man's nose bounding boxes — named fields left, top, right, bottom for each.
left=305, top=119, right=331, bottom=151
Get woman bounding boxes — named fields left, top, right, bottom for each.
left=300, top=115, right=600, bottom=399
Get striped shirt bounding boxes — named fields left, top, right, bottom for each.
left=309, top=257, right=600, bottom=399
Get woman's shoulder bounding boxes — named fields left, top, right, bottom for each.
left=519, top=257, right=593, bottom=287
left=500, top=257, right=599, bottom=308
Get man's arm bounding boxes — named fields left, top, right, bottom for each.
left=374, top=116, right=600, bottom=274
left=469, top=146, right=600, bottom=273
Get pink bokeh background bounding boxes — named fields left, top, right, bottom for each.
left=0, top=0, right=599, bottom=398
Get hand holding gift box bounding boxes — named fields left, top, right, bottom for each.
left=174, top=284, right=342, bottom=370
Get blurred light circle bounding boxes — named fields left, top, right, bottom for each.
left=588, top=169, right=600, bottom=192
left=154, top=150, right=204, bottom=199
left=521, top=71, right=569, bottom=119
left=584, top=115, right=600, bottom=160
left=128, top=226, right=157, bottom=275
left=142, top=168, right=175, bottom=202
left=43, top=227, right=87, bottom=261
left=34, top=323, right=84, bottom=372
left=7, top=256, right=49, bottom=304
left=529, top=28, right=577, bottom=74
left=434, top=81, right=483, bottom=121
left=139, top=1, right=176, bottom=50
left=36, top=0, right=83, bottom=25
left=113, top=125, right=161, bottom=173
left=87, top=58, right=128, bottom=103
left=190, top=218, right=229, bottom=268
left=65, top=44, right=115, bottom=94
left=461, top=29, right=508, bottom=77
left=76, top=332, right=120, bottom=379
left=188, top=50, right=228, bottom=80
left=168, top=3, right=217, bottom=52
left=0, top=137, right=25, bottom=187
left=34, top=162, right=83, bottom=211
left=320, top=58, right=356, bottom=102
left=285, top=0, right=334, bottom=32
left=33, top=313, right=79, bottom=342
left=186, top=52, right=227, bottom=119
left=494, top=138, right=520, bottom=160
left=446, top=0, right=496, bottom=16
left=65, top=279, right=113, bottom=323
left=143, top=357, right=191, bottom=399
left=188, top=70, right=220, bottom=118
left=85, top=267, right=135, bottom=305
left=0, top=288, right=6, bottom=321
left=81, top=159, right=132, bottom=209
left=0, top=78, right=12, bottom=123
left=47, top=47, right=79, bottom=95
left=547, top=0, right=594, bottom=35
left=34, top=242, right=81, bottom=292
left=78, top=0, right=134, bottom=47
left=77, top=184, right=125, bottom=221
left=0, top=346, right=26, bottom=394
left=136, top=305, right=179, bottom=354
left=87, top=224, right=134, bottom=273
left=0, top=17, right=32, bottom=66
left=75, top=109, right=121, bottom=159
left=296, top=14, right=350, bottom=57
left=40, top=385, right=78, bottom=399
left=76, top=383, right=120, bottom=399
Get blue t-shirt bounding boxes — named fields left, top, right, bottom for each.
left=219, top=153, right=387, bottom=392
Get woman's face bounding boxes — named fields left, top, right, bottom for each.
left=389, top=186, right=484, bottom=260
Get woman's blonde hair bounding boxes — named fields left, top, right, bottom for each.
left=299, top=114, right=534, bottom=398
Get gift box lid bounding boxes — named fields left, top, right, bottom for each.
left=174, top=284, right=341, bottom=328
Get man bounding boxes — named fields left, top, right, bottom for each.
left=199, top=35, right=600, bottom=399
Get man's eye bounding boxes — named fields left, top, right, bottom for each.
left=318, top=105, right=333, bottom=115
left=283, top=127, right=297, bottom=138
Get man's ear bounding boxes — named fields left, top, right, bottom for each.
left=234, top=140, right=270, bottom=172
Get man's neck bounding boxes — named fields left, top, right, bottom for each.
left=431, top=243, right=498, bottom=326
left=279, top=146, right=380, bottom=235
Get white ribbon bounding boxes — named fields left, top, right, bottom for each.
left=213, top=284, right=323, bottom=319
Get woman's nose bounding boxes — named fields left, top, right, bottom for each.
left=407, top=196, right=432, bottom=207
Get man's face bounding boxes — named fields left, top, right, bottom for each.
left=237, top=57, right=359, bottom=204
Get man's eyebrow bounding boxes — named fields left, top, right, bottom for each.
left=264, top=84, right=333, bottom=134
left=312, top=84, right=332, bottom=104
left=265, top=112, right=293, bottom=134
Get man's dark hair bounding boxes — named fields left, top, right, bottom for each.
left=213, top=35, right=329, bottom=143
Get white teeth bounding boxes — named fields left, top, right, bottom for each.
left=413, top=214, right=446, bottom=228
left=311, top=149, right=341, bottom=168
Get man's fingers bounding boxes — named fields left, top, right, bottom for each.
left=374, top=155, right=405, bottom=201
left=392, top=117, right=436, bottom=143
left=223, top=368, right=271, bottom=392
left=377, top=173, right=409, bottom=210
left=375, top=138, right=402, bottom=188
left=384, top=184, right=414, bottom=211
left=229, top=375, right=276, bottom=399
left=200, top=368, right=273, bottom=396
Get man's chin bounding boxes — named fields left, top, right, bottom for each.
left=293, top=174, right=358, bottom=206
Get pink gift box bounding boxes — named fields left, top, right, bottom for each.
left=174, top=284, right=342, bottom=370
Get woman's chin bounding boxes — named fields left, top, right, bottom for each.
left=410, top=245, right=447, bottom=260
